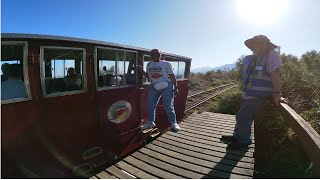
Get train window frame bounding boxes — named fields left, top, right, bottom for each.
left=176, top=61, right=187, bottom=80
left=142, top=55, right=152, bottom=85
left=1, top=41, right=32, bottom=104
left=165, top=56, right=189, bottom=80
left=94, top=46, right=138, bottom=91
left=142, top=55, right=188, bottom=85
left=40, top=46, right=87, bottom=98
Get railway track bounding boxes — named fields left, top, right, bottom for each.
left=185, top=83, right=237, bottom=113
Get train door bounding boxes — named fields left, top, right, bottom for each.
left=95, top=47, right=144, bottom=157
left=166, top=57, right=190, bottom=121
left=35, top=44, right=100, bottom=176
left=140, top=55, right=152, bottom=126
left=1, top=41, right=41, bottom=177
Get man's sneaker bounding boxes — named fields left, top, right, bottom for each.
left=141, top=122, right=156, bottom=130
left=171, top=123, right=181, bottom=132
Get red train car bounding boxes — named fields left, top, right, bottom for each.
left=1, top=33, right=191, bottom=178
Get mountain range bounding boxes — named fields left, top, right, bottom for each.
left=191, top=63, right=236, bottom=74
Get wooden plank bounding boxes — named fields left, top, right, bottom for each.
left=166, top=131, right=255, bottom=152
left=179, top=123, right=231, bottom=138
left=145, top=143, right=254, bottom=176
left=280, top=103, right=320, bottom=166
left=201, top=112, right=237, bottom=118
left=91, top=112, right=255, bottom=179
left=115, top=161, right=158, bottom=179
left=206, top=114, right=237, bottom=120
left=189, top=113, right=236, bottom=121
left=176, top=129, right=255, bottom=147
left=151, top=139, right=254, bottom=169
left=95, top=170, right=117, bottom=179
left=187, top=114, right=237, bottom=124
left=182, top=123, right=235, bottom=135
left=186, top=115, right=237, bottom=125
left=160, top=135, right=254, bottom=157
left=105, top=166, right=135, bottom=179
left=184, top=118, right=253, bottom=132
left=179, top=124, right=255, bottom=142
left=182, top=115, right=255, bottom=138
left=182, top=122, right=231, bottom=135
left=132, top=151, right=203, bottom=179
left=187, top=113, right=236, bottom=120
left=187, top=115, right=237, bottom=124
left=177, top=128, right=234, bottom=143
left=138, top=147, right=251, bottom=178
left=180, top=121, right=254, bottom=140
left=123, top=156, right=183, bottom=179
left=186, top=118, right=237, bottom=130
left=181, top=121, right=254, bottom=137
left=182, top=121, right=237, bottom=134
left=156, top=136, right=254, bottom=163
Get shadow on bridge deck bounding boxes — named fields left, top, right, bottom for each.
left=90, top=112, right=255, bottom=179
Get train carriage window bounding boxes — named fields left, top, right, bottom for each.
left=97, top=48, right=137, bottom=88
left=165, top=57, right=187, bottom=80
left=116, top=51, right=125, bottom=86
left=1, top=42, right=30, bottom=102
left=177, top=61, right=186, bottom=79
left=41, top=47, right=86, bottom=95
left=168, top=61, right=186, bottom=79
left=171, top=61, right=179, bottom=78
left=124, top=52, right=137, bottom=85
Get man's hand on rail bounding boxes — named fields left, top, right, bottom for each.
left=273, top=95, right=288, bottom=106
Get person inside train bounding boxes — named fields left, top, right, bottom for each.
left=138, top=49, right=180, bottom=132
left=101, top=66, right=115, bottom=86
left=102, top=66, right=107, bottom=75
left=1, top=64, right=27, bottom=100
left=1, top=63, right=10, bottom=82
left=64, top=67, right=82, bottom=91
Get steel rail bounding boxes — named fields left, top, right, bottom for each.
left=187, top=83, right=234, bottom=99
left=185, top=85, right=237, bottom=113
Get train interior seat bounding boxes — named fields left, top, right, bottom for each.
left=45, top=78, right=65, bottom=93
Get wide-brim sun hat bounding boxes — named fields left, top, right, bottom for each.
left=245, top=35, right=277, bottom=50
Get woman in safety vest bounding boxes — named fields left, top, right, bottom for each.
left=221, top=35, right=287, bottom=149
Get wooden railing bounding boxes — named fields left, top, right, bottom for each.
left=279, top=103, right=320, bottom=166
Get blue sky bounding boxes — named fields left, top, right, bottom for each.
left=2, top=0, right=320, bottom=69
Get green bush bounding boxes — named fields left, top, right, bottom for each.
left=255, top=102, right=319, bottom=178
left=281, top=52, right=320, bottom=134
left=208, top=89, right=241, bottom=115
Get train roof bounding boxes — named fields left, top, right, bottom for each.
left=1, top=33, right=192, bottom=61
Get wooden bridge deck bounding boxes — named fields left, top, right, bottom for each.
left=91, top=112, right=255, bottom=179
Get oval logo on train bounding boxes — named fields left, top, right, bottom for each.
left=107, top=101, right=132, bottom=124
